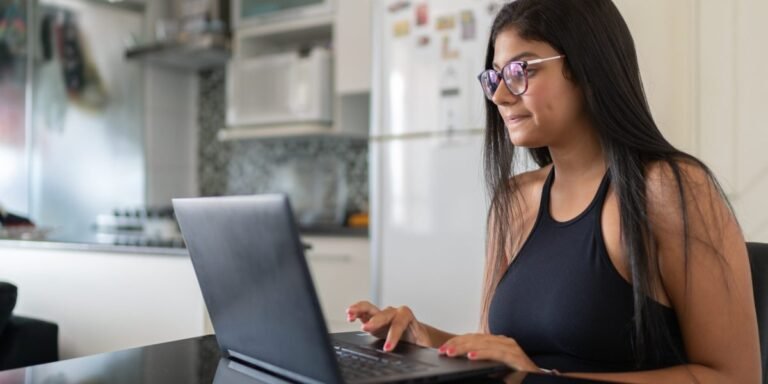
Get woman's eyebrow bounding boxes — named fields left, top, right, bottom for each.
left=492, top=52, right=541, bottom=70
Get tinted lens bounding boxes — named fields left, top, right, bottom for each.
left=502, top=62, right=527, bottom=95
left=479, top=70, right=500, bottom=100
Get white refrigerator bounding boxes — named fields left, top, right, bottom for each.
left=370, top=0, right=503, bottom=333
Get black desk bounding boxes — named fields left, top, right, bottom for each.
left=0, top=335, right=612, bottom=383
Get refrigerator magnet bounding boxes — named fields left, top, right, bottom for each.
left=388, top=1, right=411, bottom=13
left=393, top=20, right=411, bottom=37
left=417, top=35, right=431, bottom=47
left=416, top=3, right=429, bottom=26
left=460, top=10, right=476, bottom=40
left=441, top=36, right=460, bottom=59
left=436, top=15, right=456, bottom=31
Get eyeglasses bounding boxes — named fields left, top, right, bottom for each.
left=477, top=55, right=565, bottom=99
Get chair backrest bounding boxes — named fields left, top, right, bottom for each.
left=747, top=242, right=768, bottom=381
left=0, top=282, right=17, bottom=335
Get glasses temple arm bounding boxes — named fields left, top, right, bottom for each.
left=525, top=55, right=565, bottom=65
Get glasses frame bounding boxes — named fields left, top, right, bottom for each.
left=477, top=55, right=565, bottom=99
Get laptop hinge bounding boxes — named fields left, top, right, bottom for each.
left=228, top=349, right=327, bottom=384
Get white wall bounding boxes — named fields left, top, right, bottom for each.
left=144, top=66, right=199, bottom=206
left=614, top=0, right=697, bottom=156
left=729, top=0, right=768, bottom=241
left=615, top=0, right=768, bottom=242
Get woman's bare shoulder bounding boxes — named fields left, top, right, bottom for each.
left=644, top=158, right=720, bottom=215
left=510, top=165, right=552, bottom=201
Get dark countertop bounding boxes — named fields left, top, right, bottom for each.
left=0, top=334, right=615, bottom=383
left=298, top=225, right=369, bottom=237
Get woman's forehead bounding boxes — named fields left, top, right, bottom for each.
left=493, top=30, right=554, bottom=68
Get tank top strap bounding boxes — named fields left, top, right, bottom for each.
left=537, top=166, right=557, bottom=219
left=538, top=167, right=612, bottom=224
left=594, top=169, right=612, bottom=204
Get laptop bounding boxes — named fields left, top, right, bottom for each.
left=173, top=194, right=509, bottom=383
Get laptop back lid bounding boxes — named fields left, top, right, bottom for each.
left=173, top=194, right=342, bottom=384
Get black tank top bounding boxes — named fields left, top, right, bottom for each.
left=488, top=168, right=686, bottom=372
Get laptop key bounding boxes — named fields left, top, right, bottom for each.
left=335, top=347, right=430, bottom=379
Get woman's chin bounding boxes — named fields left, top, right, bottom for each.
left=506, top=132, right=538, bottom=148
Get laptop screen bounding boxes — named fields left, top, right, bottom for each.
left=174, top=195, right=342, bottom=383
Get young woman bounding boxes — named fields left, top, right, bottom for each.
left=348, top=0, right=761, bottom=382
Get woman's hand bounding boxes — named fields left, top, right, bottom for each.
left=346, top=301, right=433, bottom=351
left=438, top=333, right=539, bottom=373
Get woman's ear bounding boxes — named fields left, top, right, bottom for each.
left=561, top=59, right=574, bottom=82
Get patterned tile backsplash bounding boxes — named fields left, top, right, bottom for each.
left=197, top=69, right=369, bottom=227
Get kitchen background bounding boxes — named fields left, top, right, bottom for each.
left=0, top=0, right=372, bottom=247
left=0, top=0, right=767, bottom=362
left=197, top=68, right=369, bottom=228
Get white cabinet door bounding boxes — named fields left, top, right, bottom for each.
left=0, top=246, right=206, bottom=359
left=334, top=0, right=373, bottom=94
left=303, top=236, right=371, bottom=332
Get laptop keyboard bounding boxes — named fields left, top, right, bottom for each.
left=333, top=344, right=430, bottom=380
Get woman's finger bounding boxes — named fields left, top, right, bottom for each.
left=466, top=348, right=537, bottom=372
left=383, top=306, right=415, bottom=351
left=360, top=307, right=396, bottom=334
left=346, top=301, right=380, bottom=323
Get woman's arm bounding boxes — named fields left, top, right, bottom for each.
left=568, top=161, right=761, bottom=383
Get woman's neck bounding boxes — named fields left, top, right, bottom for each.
left=548, top=125, right=606, bottom=184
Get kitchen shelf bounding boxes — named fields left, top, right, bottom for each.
left=236, top=13, right=333, bottom=41
left=125, top=35, right=230, bottom=71
left=233, top=14, right=333, bottom=58
left=218, top=123, right=368, bottom=141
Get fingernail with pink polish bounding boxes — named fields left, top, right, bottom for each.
left=383, top=342, right=392, bottom=351
left=446, top=348, right=455, bottom=356
left=467, top=352, right=477, bottom=359
left=438, top=346, right=446, bottom=354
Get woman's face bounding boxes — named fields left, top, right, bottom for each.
left=491, top=28, right=588, bottom=148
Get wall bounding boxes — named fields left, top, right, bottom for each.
left=615, top=0, right=768, bottom=242
left=197, top=69, right=369, bottom=226
left=144, top=65, right=199, bottom=207
left=711, top=0, right=768, bottom=241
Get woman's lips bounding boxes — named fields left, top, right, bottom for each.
left=505, top=115, right=530, bottom=125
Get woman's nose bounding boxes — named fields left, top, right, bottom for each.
left=491, top=82, right=520, bottom=106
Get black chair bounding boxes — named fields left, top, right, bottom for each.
left=747, top=242, right=768, bottom=382
left=0, top=282, right=58, bottom=370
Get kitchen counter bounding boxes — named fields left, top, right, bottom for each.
left=0, top=230, right=370, bottom=358
left=0, top=237, right=189, bottom=256
left=0, top=227, right=368, bottom=256
left=298, top=225, right=369, bottom=237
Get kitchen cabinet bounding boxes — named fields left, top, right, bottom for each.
left=302, top=236, right=370, bottom=332
left=232, top=0, right=334, bottom=31
left=0, top=242, right=205, bottom=359
left=334, top=0, right=372, bottom=94
left=220, top=0, right=372, bottom=140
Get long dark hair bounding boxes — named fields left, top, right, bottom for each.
left=480, top=0, right=729, bottom=367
